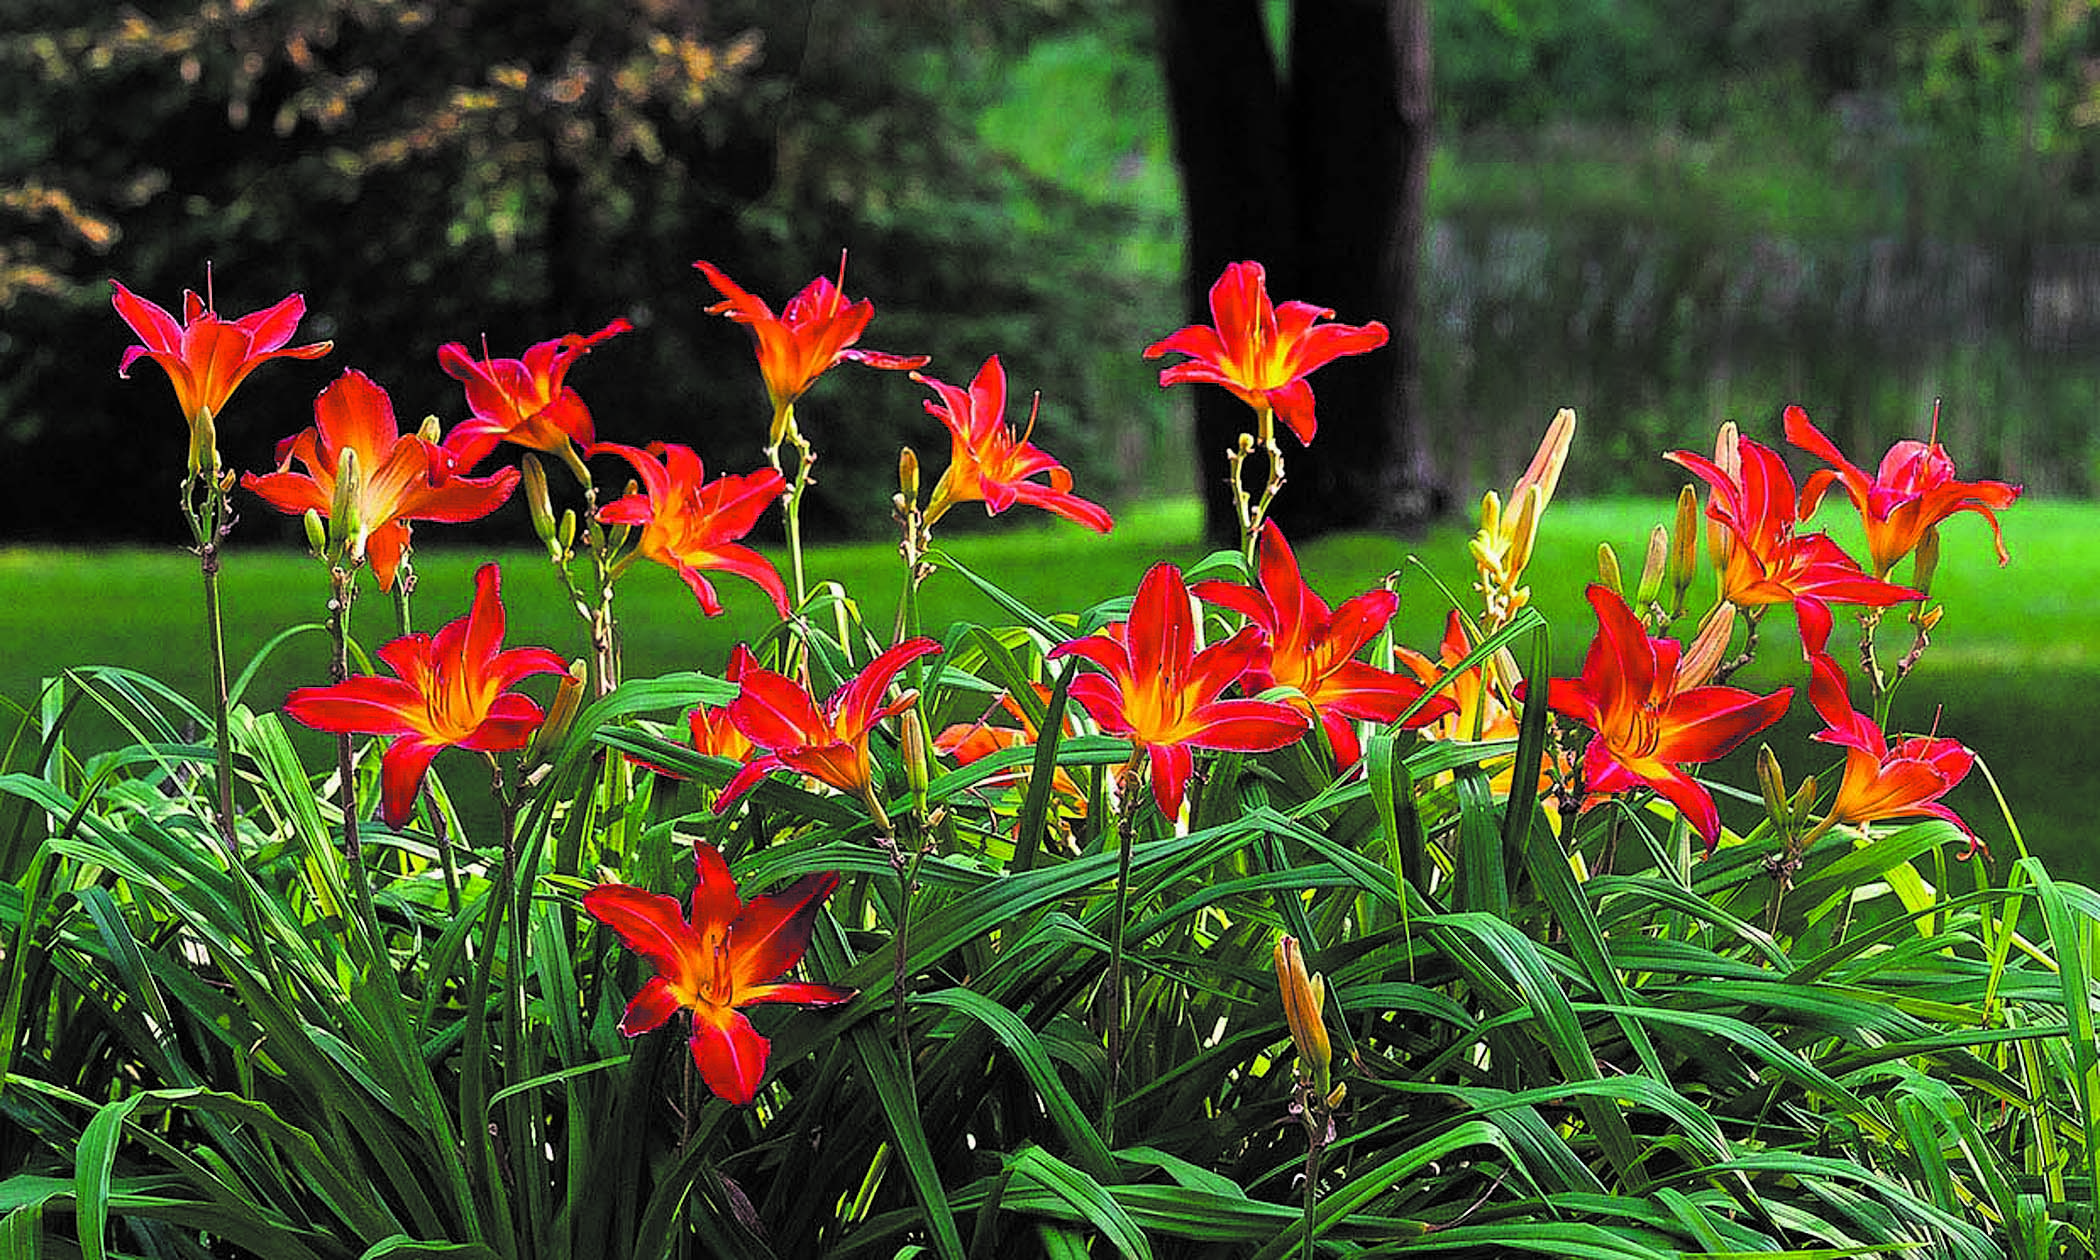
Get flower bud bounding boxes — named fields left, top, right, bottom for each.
left=900, top=706, right=930, bottom=806
left=526, top=659, right=589, bottom=764
left=557, top=508, right=577, bottom=555
left=1636, top=524, right=1668, bottom=607
left=1911, top=526, right=1941, bottom=598
left=1679, top=601, right=1735, bottom=688
left=416, top=415, right=444, bottom=445
left=898, top=446, right=920, bottom=505
left=1789, top=775, right=1820, bottom=828
left=1596, top=542, right=1623, bottom=596
left=1756, top=744, right=1787, bottom=828
left=302, top=507, right=328, bottom=557
left=330, top=445, right=365, bottom=562
left=1670, top=484, right=1700, bottom=608
left=1274, top=935, right=1332, bottom=1098
left=521, top=454, right=559, bottom=549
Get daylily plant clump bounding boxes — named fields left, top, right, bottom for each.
left=47, top=254, right=2060, bottom=1258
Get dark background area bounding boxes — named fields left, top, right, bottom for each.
left=6, top=0, right=2099, bottom=547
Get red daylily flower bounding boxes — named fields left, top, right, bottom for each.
left=1666, top=431, right=1919, bottom=659
left=693, top=256, right=929, bottom=446
left=915, top=355, right=1114, bottom=533
left=284, top=564, right=569, bottom=826
left=1808, top=653, right=1978, bottom=851
left=1193, top=522, right=1453, bottom=768
left=1535, top=585, right=1792, bottom=852
left=593, top=441, right=789, bottom=616
left=437, top=319, right=631, bottom=469
left=1786, top=404, right=2022, bottom=579
left=715, top=638, right=944, bottom=812
left=1049, top=563, right=1308, bottom=819
left=112, top=275, right=333, bottom=471
left=584, top=839, right=855, bottom=1105
left=243, top=370, right=518, bottom=590
left=1143, top=260, right=1388, bottom=447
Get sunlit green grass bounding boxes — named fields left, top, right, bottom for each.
left=4, top=495, right=2090, bottom=873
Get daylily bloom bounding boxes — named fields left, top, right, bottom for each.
left=437, top=319, right=631, bottom=470
left=1143, top=260, right=1388, bottom=447
left=1786, top=404, right=2022, bottom=579
left=284, top=564, right=569, bottom=826
left=583, top=839, right=855, bottom=1105
left=593, top=441, right=789, bottom=616
left=1193, top=522, right=1453, bottom=768
left=112, top=275, right=333, bottom=472
left=1534, top=585, right=1792, bottom=852
left=1393, top=610, right=1570, bottom=798
left=1049, top=563, right=1308, bottom=819
left=693, top=256, right=929, bottom=448
left=915, top=355, right=1114, bottom=533
left=715, top=638, right=944, bottom=812
left=243, top=369, right=518, bottom=590
left=1807, top=652, right=1978, bottom=851
left=934, top=684, right=1089, bottom=818
left=1666, top=430, right=1920, bottom=659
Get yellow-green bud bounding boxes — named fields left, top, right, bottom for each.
left=1911, top=526, right=1941, bottom=598
left=330, top=446, right=364, bottom=562
left=900, top=706, right=930, bottom=804
left=526, top=660, right=590, bottom=764
left=557, top=508, right=577, bottom=554
left=1670, top=485, right=1700, bottom=605
left=1756, top=744, right=1787, bottom=827
left=1636, top=524, right=1668, bottom=607
left=416, top=415, right=444, bottom=445
left=188, top=405, right=219, bottom=477
left=521, top=454, right=558, bottom=549
left=302, top=507, right=328, bottom=557
left=1596, top=541, right=1623, bottom=596
left=898, top=446, right=920, bottom=504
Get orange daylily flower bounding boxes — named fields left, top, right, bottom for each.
left=1808, top=653, right=1978, bottom=853
left=437, top=319, right=631, bottom=469
left=1786, top=405, right=2022, bottom=579
left=915, top=355, right=1114, bottom=533
left=111, top=275, right=333, bottom=472
left=1666, top=430, right=1919, bottom=659
left=1143, top=260, right=1388, bottom=447
left=934, top=684, right=1088, bottom=818
left=584, top=839, right=855, bottom=1105
left=1533, top=585, right=1793, bottom=852
left=1393, top=610, right=1565, bottom=796
left=593, top=441, right=790, bottom=616
left=1049, top=563, right=1308, bottom=819
left=693, top=256, right=928, bottom=447
left=243, top=369, right=519, bottom=590
left=1193, top=522, right=1453, bottom=768
left=284, top=564, right=569, bottom=826
left=714, top=638, right=944, bottom=812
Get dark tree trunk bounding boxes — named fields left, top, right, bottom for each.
left=1155, top=0, right=1443, bottom=545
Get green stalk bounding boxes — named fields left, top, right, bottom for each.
left=327, top=564, right=382, bottom=966
left=1101, top=763, right=1144, bottom=1145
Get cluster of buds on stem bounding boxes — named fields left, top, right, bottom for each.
left=1471, top=409, right=1574, bottom=632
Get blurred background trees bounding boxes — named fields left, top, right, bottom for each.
left=5, top=0, right=2100, bottom=545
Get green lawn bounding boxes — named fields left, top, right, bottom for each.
left=4, top=495, right=2091, bottom=874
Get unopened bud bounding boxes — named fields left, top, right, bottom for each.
left=526, top=659, right=589, bottom=764
left=1680, top=601, right=1736, bottom=688
left=1274, top=935, right=1332, bottom=1099
left=330, top=446, right=364, bottom=561
left=1790, top=775, right=1820, bottom=828
left=1756, top=744, right=1787, bottom=826
left=1911, top=526, right=1941, bottom=597
left=1670, top=485, right=1700, bottom=606
left=1236, top=432, right=1257, bottom=455
left=557, top=508, right=577, bottom=554
left=900, top=706, right=930, bottom=804
left=302, top=507, right=328, bottom=557
left=898, top=446, right=920, bottom=504
left=521, top=454, right=558, bottom=548
left=416, top=415, right=444, bottom=445
left=1636, top=524, right=1668, bottom=607
left=1915, top=604, right=1944, bottom=633
left=1596, top=542, right=1623, bottom=596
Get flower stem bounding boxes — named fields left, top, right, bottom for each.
left=1101, top=765, right=1143, bottom=1145
left=187, top=475, right=238, bottom=845
left=328, top=565, right=382, bottom=959
left=767, top=410, right=816, bottom=613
